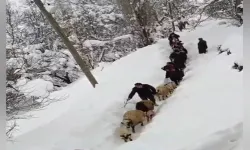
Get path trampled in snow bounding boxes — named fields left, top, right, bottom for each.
left=7, top=20, right=243, bottom=150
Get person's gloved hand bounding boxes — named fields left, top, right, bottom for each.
left=127, top=98, right=131, bottom=101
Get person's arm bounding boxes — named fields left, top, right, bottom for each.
left=204, top=41, right=208, bottom=49
left=161, top=65, right=167, bottom=71
left=128, top=88, right=137, bottom=100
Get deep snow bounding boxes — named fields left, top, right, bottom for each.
left=6, top=19, right=242, bottom=150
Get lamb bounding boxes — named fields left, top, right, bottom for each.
left=121, top=110, right=147, bottom=133
left=135, top=100, right=155, bottom=122
left=119, top=126, right=133, bottom=142
left=155, top=83, right=175, bottom=100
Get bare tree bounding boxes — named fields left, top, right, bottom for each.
left=6, top=64, right=68, bottom=139
left=193, top=0, right=243, bottom=28
left=32, top=0, right=98, bottom=88
left=168, top=1, right=175, bottom=31
left=116, top=0, right=156, bottom=46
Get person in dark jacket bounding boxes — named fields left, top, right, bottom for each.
left=169, top=50, right=187, bottom=70
left=182, top=16, right=189, bottom=29
left=175, top=42, right=188, bottom=54
left=161, top=62, right=184, bottom=85
left=198, top=38, right=208, bottom=54
left=168, top=32, right=180, bottom=47
left=171, top=40, right=181, bottom=49
left=178, top=21, right=184, bottom=32
left=127, top=83, right=158, bottom=106
left=169, top=32, right=180, bottom=40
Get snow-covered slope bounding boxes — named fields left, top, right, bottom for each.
left=7, top=20, right=243, bottom=150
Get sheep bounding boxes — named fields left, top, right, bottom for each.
left=121, top=110, right=147, bottom=133
left=165, top=82, right=177, bottom=92
left=136, top=100, right=154, bottom=111
left=135, top=100, right=155, bottom=122
left=119, top=126, right=133, bottom=142
left=155, top=85, right=172, bottom=100
left=155, top=83, right=175, bottom=101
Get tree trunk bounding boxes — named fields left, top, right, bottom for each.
left=235, top=0, right=242, bottom=9
left=134, top=10, right=152, bottom=46
left=168, top=2, right=175, bottom=31
left=33, top=0, right=98, bottom=88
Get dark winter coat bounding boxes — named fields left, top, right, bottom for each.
left=128, top=84, right=157, bottom=100
left=168, top=33, right=180, bottom=46
left=169, top=33, right=180, bottom=40
left=175, top=42, right=188, bottom=54
left=162, top=63, right=177, bottom=78
left=178, top=22, right=184, bottom=31
left=198, top=39, right=208, bottom=53
left=169, top=51, right=187, bottom=68
left=162, top=63, right=184, bottom=82
left=172, top=45, right=188, bottom=55
left=169, top=70, right=184, bottom=85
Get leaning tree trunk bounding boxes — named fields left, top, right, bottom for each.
left=33, top=0, right=98, bottom=88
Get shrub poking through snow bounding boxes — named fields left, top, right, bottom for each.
left=232, top=62, right=243, bottom=72
left=217, top=45, right=231, bottom=55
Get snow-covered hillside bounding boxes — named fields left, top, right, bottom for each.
left=6, top=20, right=243, bottom=150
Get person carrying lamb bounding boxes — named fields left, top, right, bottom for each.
left=127, top=83, right=159, bottom=106
left=161, top=62, right=184, bottom=85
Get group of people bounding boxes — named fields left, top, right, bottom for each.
left=125, top=32, right=208, bottom=107
left=162, top=32, right=187, bottom=86
left=125, top=32, right=187, bottom=107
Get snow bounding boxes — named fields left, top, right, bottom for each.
left=6, top=20, right=242, bottom=150
left=237, top=1, right=243, bottom=9
left=7, top=0, right=29, bottom=12
left=180, top=123, right=242, bottom=150
left=112, top=34, right=132, bottom=41
left=6, top=57, right=24, bottom=69
left=83, top=40, right=108, bottom=48
left=196, top=0, right=217, bottom=10
left=83, top=35, right=132, bottom=48
left=17, top=79, right=54, bottom=98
